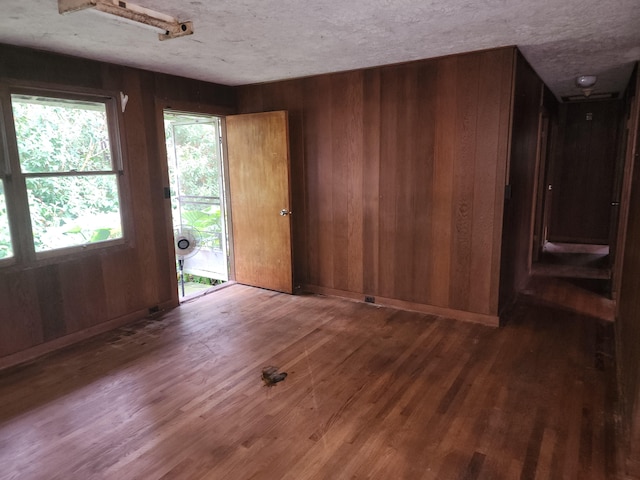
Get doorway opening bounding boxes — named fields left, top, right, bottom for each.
left=163, top=111, right=229, bottom=299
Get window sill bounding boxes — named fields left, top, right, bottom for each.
left=0, top=238, right=131, bottom=273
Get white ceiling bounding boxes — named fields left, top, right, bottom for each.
left=1, top=0, right=639, bottom=99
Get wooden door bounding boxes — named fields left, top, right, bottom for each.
left=226, top=111, right=293, bottom=293
left=547, top=100, right=622, bottom=244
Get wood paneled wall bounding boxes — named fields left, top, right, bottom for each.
left=0, top=44, right=235, bottom=366
left=238, top=47, right=515, bottom=323
left=498, top=53, right=544, bottom=312
left=615, top=65, right=640, bottom=476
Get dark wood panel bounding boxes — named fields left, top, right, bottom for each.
left=58, top=256, right=108, bottom=334
left=548, top=100, right=623, bottom=243
left=377, top=65, right=402, bottom=299
left=499, top=52, right=543, bottom=312
left=0, top=285, right=618, bottom=478
left=329, top=73, right=355, bottom=292
left=154, top=73, right=236, bottom=112
left=0, top=270, right=42, bottom=356
left=0, top=43, right=104, bottom=88
left=431, top=56, right=457, bottom=308
left=410, top=64, right=437, bottom=303
left=615, top=65, right=640, bottom=474
left=303, top=75, right=335, bottom=288
left=361, top=69, right=381, bottom=296
left=140, top=73, right=175, bottom=306
left=122, top=69, right=159, bottom=309
left=471, top=50, right=511, bottom=314
left=238, top=47, right=515, bottom=318
left=450, top=54, right=479, bottom=311
left=36, top=265, right=66, bottom=342
left=391, top=64, right=419, bottom=302
left=336, top=71, right=364, bottom=294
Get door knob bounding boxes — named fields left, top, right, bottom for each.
left=280, top=209, right=292, bottom=216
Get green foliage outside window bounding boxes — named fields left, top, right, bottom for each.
left=10, top=96, right=123, bottom=253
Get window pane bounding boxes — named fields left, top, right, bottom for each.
left=171, top=122, right=220, bottom=198
left=26, top=175, right=122, bottom=252
left=0, top=181, right=12, bottom=259
left=11, top=95, right=113, bottom=173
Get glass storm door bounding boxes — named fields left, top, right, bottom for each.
left=164, top=111, right=228, bottom=298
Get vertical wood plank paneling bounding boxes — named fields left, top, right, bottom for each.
left=36, top=265, right=65, bottom=342
left=393, top=65, right=419, bottom=301
left=499, top=52, right=543, bottom=312
left=362, top=70, right=381, bottom=295
left=235, top=84, right=264, bottom=112
left=141, top=73, right=174, bottom=305
left=101, top=249, right=139, bottom=320
left=122, top=69, right=156, bottom=309
left=58, top=257, right=108, bottom=334
left=303, top=76, right=334, bottom=287
left=431, top=56, right=457, bottom=307
left=236, top=48, right=516, bottom=321
left=614, top=65, right=640, bottom=472
left=490, top=50, right=515, bottom=315
left=449, top=55, right=479, bottom=311
left=285, top=82, right=308, bottom=289
left=378, top=67, right=401, bottom=299
left=154, top=73, right=236, bottom=111
left=276, top=81, right=307, bottom=289
left=411, top=64, right=437, bottom=304
left=330, top=74, right=351, bottom=292
left=0, top=270, right=42, bottom=356
left=469, top=51, right=506, bottom=314
left=299, top=79, right=319, bottom=287
left=344, top=72, right=364, bottom=294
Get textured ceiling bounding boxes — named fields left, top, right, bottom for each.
left=0, top=0, right=639, bottom=99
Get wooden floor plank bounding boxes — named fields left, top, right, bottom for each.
left=0, top=284, right=619, bottom=479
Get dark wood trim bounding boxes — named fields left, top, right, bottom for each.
left=303, top=284, right=499, bottom=327
left=614, top=69, right=640, bottom=301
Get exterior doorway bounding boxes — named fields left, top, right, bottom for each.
left=163, top=111, right=229, bottom=299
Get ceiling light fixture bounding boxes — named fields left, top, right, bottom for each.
left=575, top=75, right=597, bottom=97
left=58, top=0, right=193, bottom=41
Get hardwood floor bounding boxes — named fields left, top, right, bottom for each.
left=0, top=284, right=618, bottom=479
left=532, top=242, right=611, bottom=281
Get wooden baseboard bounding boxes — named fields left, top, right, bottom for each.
left=0, top=298, right=178, bottom=372
left=301, top=284, right=499, bottom=327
